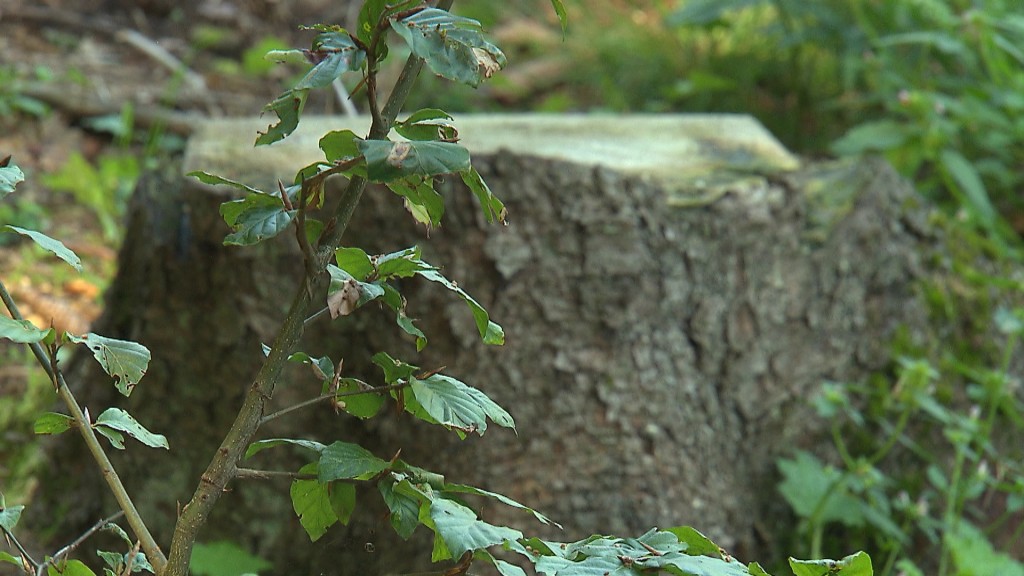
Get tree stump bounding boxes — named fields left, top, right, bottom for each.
left=34, top=115, right=936, bottom=574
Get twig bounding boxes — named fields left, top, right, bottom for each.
left=1, top=523, right=38, bottom=571
left=41, top=511, right=127, bottom=576
left=235, top=468, right=320, bottom=481
left=259, top=383, right=408, bottom=426
left=332, top=79, right=360, bottom=117
left=0, top=279, right=167, bottom=572
left=303, top=306, right=331, bottom=327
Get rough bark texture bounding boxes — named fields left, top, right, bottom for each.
left=32, top=115, right=938, bottom=574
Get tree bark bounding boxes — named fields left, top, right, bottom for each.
left=32, top=115, right=936, bottom=573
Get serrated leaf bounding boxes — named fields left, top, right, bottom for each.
left=391, top=9, right=506, bottom=87
left=394, top=109, right=458, bottom=142
left=416, top=269, right=504, bottom=345
left=460, top=167, right=506, bottom=224
left=319, top=441, right=389, bottom=481
left=789, top=552, right=872, bottom=576
left=291, top=463, right=338, bottom=542
left=359, top=140, right=471, bottom=182
left=188, top=171, right=267, bottom=196
left=0, top=158, right=25, bottom=198
left=335, top=246, right=374, bottom=280
left=191, top=541, right=272, bottom=576
left=0, top=316, right=54, bottom=344
left=46, top=559, right=97, bottom=576
left=410, top=374, right=515, bottom=437
left=0, top=504, right=24, bottom=531
left=34, top=412, right=74, bottom=435
left=4, top=226, right=82, bottom=271
left=66, top=333, right=150, bottom=396
left=220, top=193, right=296, bottom=246
left=256, top=89, right=308, bottom=146
left=430, top=498, right=522, bottom=560
left=294, top=31, right=366, bottom=91
left=95, top=408, right=168, bottom=449
left=245, top=438, right=327, bottom=459
left=444, top=484, right=558, bottom=527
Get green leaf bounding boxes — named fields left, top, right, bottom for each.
left=0, top=316, right=54, bottom=344
left=430, top=498, right=522, bottom=560
left=95, top=426, right=125, bottom=449
left=66, top=333, right=150, bottom=397
left=372, top=351, right=418, bottom=384
left=358, top=140, right=471, bottom=182
left=549, top=0, right=568, bottom=35
left=219, top=194, right=296, bottom=246
left=291, top=463, right=338, bottom=542
left=47, top=559, right=97, bottom=576
left=391, top=9, right=506, bottom=87
left=395, top=309, right=428, bottom=351
left=320, top=129, right=364, bottom=165
left=319, top=441, right=390, bottom=481
left=748, top=562, right=773, bottom=576
left=387, top=177, right=445, bottom=228
left=394, top=109, right=458, bottom=142
left=947, top=522, right=1024, bottom=576
left=653, top=554, right=750, bottom=576
left=940, top=149, right=998, bottom=226
left=416, top=269, right=504, bottom=345
left=460, top=167, right=506, bottom=224
left=789, top=552, right=873, bottom=576
left=0, top=158, right=25, bottom=198
left=329, top=482, right=357, bottom=525
left=188, top=171, right=267, bottom=196
left=34, top=412, right=74, bottom=435
left=831, top=120, right=911, bottom=156
left=444, top=484, right=558, bottom=527
left=335, top=247, right=375, bottom=280
left=0, top=551, right=22, bottom=566
left=335, top=378, right=385, bottom=419
left=94, top=408, right=168, bottom=449
left=665, top=525, right=721, bottom=556
left=376, top=246, right=435, bottom=278
left=245, top=438, right=326, bottom=459
left=379, top=478, right=423, bottom=539
left=294, top=31, right=366, bottom=91
left=778, top=451, right=864, bottom=526
left=482, top=551, right=528, bottom=576
left=4, top=226, right=83, bottom=271
left=256, top=89, right=308, bottom=146
left=535, top=554, right=622, bottom=576
left=409, top=374, right=515, bottom=437
left=0, top=504, right=24, bottom=531
left=190, top=541, right=273, bottom=576
left=666, top=0, right=761, bottom=26
left=326, top=265, right=386, bottom=317
left=288, top=351, right=335, bottom=382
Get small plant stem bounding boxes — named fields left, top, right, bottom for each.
left=163, top=6, right=450, bottom=572
left=42, top=511, right=126, bottom=576
left=259, top=382, right=408, bottom=426
left=234, top=468, right=319, bottom=481
left=0, top=279, right=167, bottom=572
left=1, top=523, right=38, bottom=569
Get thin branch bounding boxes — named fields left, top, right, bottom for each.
left=235, top=468, right=319, bottom=481
left=260, top=383, right=408, bottom=426
left=0, top=279, right=167, bottom=572
left=42, top=511, right=127, bottom=576
left=1, top=523, right=38, bottom=571
left=303, top=306, right=330, bottom=327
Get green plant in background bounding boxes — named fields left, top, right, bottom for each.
left=667, top=0, right=1024, bottom=247
left=41, top=150, right=139, bottom=242
left=0, top=66, right=50, bottom=119
left=0, top=3, right=871, bottom=576
left=779, top=307, right=1024, bottom=576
